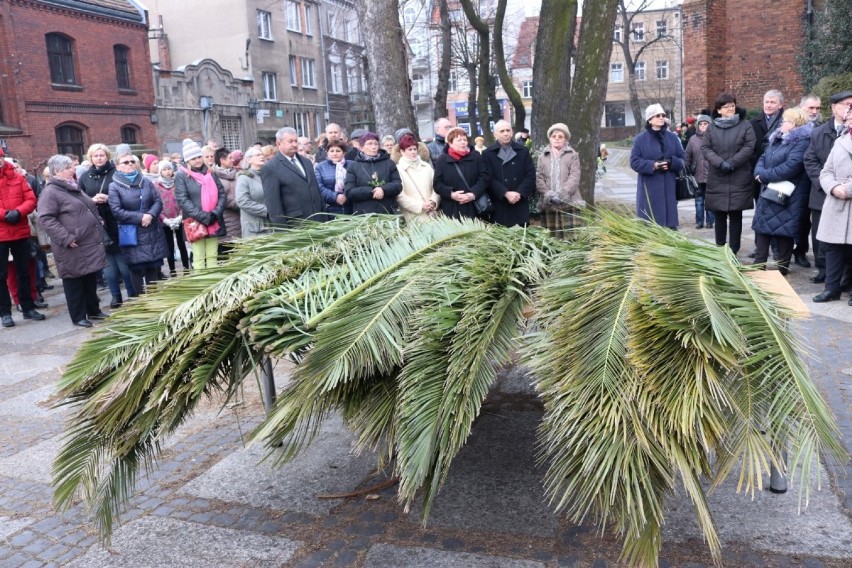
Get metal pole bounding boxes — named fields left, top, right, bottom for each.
left=259, top=356, right=276, bottom=413
left=769, top=443, right=788, bottom=494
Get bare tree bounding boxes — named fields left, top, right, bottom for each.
left=494, top=0, right=526, bottom=133
left=433, top=0, right=452, bottom=120
left=459, top=0, right=492, bottom=142
left=355, top=0, right=418, bottom=135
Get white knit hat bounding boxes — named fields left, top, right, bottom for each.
left=182, top=138, right=203, bottom=161
left=645, top=103, right=666, bottom=122
left=158, top=159, right=175, bottom=172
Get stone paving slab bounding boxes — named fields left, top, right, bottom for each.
left=66, top=517, right=302, bottom=567
left=0, top=515, right=35, bottom=540
left=0, top=435, right=61, bottom=484
left=362, top=543, right=545, bottom=567
left=0, top=353, right=68, bottom=388
left=0, top=384, right=60, bottom=418
left=179, top=414, right=376, bottom=517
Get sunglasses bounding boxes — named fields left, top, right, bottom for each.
left=653, top=113, right=666, bottom=118
left=118, top=160, right=135, bottom=166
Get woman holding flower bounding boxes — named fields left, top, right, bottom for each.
left=344, top=132, right=402, bottom=215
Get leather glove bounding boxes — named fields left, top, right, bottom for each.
left=720, top=161, right=734, bottom=172
left=4, top=209, right=21, bottom=224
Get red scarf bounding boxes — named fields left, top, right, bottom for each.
left=448, top=146, right=470, bottom=161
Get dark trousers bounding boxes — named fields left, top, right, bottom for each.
left=62, top=271, right=101, bottom=323
left=822, top=242, right=852, bottom=293
left=811, top=209, right=825, bottom=270
left=130, top=266, right=161, bottom=296
left=712, top=210, right=743, bottom=253
left=163, top=224, right=190, bottom=273
left=794, top=209, right=810, bottom=256
left=0, top=237, right=35, bottom=315
left=754, top=233, right=794, bottom=274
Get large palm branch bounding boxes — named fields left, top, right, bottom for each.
left=52, top=212, right=845, bottom=567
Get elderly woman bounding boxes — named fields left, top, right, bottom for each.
left=315, top=139, right=350, bottom=215
left=751, top=108, right=813, bottom=275
left=108, top=147, right=168, bottom=294
left=536, top=123, right=581, bottom=238
left=344, top=132, right=402, bottom=215
left=235, top=146, right=269, bottom=237
left=38, top=154, right=108, bottom=327
left=630, top=103, right=686, bottom=229
left=396, top=133, right=438, bottom=222
left=175, top=139, right=227, bottom=270
left=154, top=160, right=190, bottom=276
left=381, top=135, right=396, bottom=156
left=433, top=127, right=489, bottom=219
left=685, top=114, right=715, bottom=229
left=813, top=109, right=852, bottom=304
left=702, top=93, right=757, bottom=254
left=213, top=147, right=241, bottom=254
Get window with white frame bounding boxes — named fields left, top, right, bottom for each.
left=635, top=61, right=646, bottom=81
left=610, top=63, right=623, bottom=82
left=286, top=1, right=301, bottom=32
left=346, top=61, right=359, bottom=92
left=327, top=12, right=337, bottom=37
left=656, top=59, right=668, bottom=80
left=289, top=56, right=298, bottom=85
left=656, top=20, right=667, bottom=37
left=301, top=58, right=316, bottom=88
left=613, top=27, right=622, bottom=42
left=522, top=80, right=532, bottom=98
left=262, top=72, right=277, bottom=100
left=448, top=69, right=458, bottom=92
left=293, top=111, right=310, bottom=137
left=632, top=22, right=645, bottom=42
left=344, top=18, right=358, bottom=43
left=330, top=63, right=342, bottom=93
left=403, top=6, right=416, bottom=24
left=412, top=74, right=425, bottom=98
left=257, top=10, right=272, bottom=40
left=304, top=4, right=313, bottom=36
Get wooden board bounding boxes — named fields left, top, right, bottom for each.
left=747, top=270, right=811, bottom=318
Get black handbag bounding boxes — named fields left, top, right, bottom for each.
left=453, top=163, right=492, bottom=216
left=675, top=172, right=698, bottom=201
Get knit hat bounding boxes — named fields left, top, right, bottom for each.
left=547, top=123, right=570, bottom=140
left=645, top=103, right=666, bottom=122
left=686, top=116, right=696, bottom=125
left=182, top=138, right=203, bottom=161
left=359, top=131, right=379, bottom=146
left=115, top=144, right=132, bottom=158
left=695, top=114, right=712, bottom=125
left=395, top=128, right=413, bottom=142
left=158, top=159, right=175, bottom=173
left=229, top=150, right=244, bottom=168
left=399, top=133, right=418, bottom=151
left=143, top=154, right=158, bottom=172
left=350, top=128, right=367, bottom=140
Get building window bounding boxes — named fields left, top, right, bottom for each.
left=656, top=60, right=668, bottom=80
left=330, top=63, right=342, bottom=94
left=344, top=18, right=358, bottom=43
left=448, top=70, right=458, bottom=92
left=656, top=20, right=667, bottom=37
left=55, top=124, right=85, bottom=158
left=404, top=6, right=417, bottom=24
left=346, top=63, right=359, bottom=92
left=46, top=33, right=76, bottom=85
left=220, top=116, right=243, bottom=152
left=262, top=72, right=277, bottom=100
left=304, top=4, right=313, bottom=36
left=293, top=111, right=310, bottom=137
left=412, top=73, right=425, bottom=100
left=613, top=27, right=622, bottom=42
left=635, top=61, right=646, bottom=81
left=632, top=22, right=645, bottom=42
left=301, top=58, right=316, bottom=88
left=289, top=56, right=298, bottom=86
left=286, top=1, right=301, bottom=32
left=113, top=45, right=131, bottom=90
left=610, top=63, right=623, bottom=83
left=120, top=125, right=139, bottom=144
left=522, top=80, right=532, bottom=98
left=327, top=12, right=338, bottom=37
left=257, top=10, right=273, bottom=40
left=605, top=103, right=626, bottom=127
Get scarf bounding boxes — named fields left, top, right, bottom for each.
left=157, top=174, right=175, bottom=188
left=448, top=146, right=469, bottom=161
left=52, top=175, right=77, bottom=189
left=498, top=143, right=516, bottom=164
left=91, top=162, right=114, bottom=177
left=713, top=114, right=741, bottom=129
left=181, top=166, right=221, bottom=236
left=123, top=170, right=140, bottom=184
left=549, top=149, right=562, bottom=198
left=334, top=160, right=347, bottom=193
left=399, top=155, right=420, bottom=170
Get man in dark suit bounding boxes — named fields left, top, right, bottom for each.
left=261, top=127, right=324, bottom=226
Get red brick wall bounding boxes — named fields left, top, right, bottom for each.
left=683, top=0, right=805, bottom=115
left=0, top=1, right=157, bottom=171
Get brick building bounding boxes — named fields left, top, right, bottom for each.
left=0, top=0, right=157, bottom=172
left=682, top=0, right=806, bottom=115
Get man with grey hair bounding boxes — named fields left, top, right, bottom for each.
left=427, top=117, right=453, bottom=162
left=260, top=127, right=323, bottom=226
left=482, top=119, right=535, bottom=227
left=749, top=89, right=786, bottom=212
left=800, top=94, right=822, bottom=123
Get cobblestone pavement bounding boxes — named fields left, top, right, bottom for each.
left=1, top=152, right=850, bottom=566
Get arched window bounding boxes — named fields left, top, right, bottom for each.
left=55, top=124, right=85, bottom=158
left=114, top=45, right=131, bottom=90
left=46, top=33, right=76, bottom=85
left=120, top=124, right=140, bottom=144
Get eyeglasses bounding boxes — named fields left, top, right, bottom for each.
left=118, top=160, right=135, bottom=166
left=653, top=113, right=666, bottom=118
left=720, top=103, right=736, bottom=109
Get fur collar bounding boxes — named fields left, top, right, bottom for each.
left=768, top=121, right=814, bottom=145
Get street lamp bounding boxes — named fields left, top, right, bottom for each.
left=247, top=98, right=259, bottom=116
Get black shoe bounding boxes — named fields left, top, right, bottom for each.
left=748, top=252, right=756, bottom=258
left=88, top=311, right=109, bottom=320
left=707, top=223, right=714, bottom=229
left=33, top=300, right=48, bottom=309
left=110, top=296, right=123, bottom=309
left=794, top=254, right=811, bottom=268
left=37, top=282, right=54, bottom=291
left=696, top=224, right=704, bottom=229
left=813, top=290, right=841, bottom=303
left=22, top=309, right=45, bottom=321
left=1, top=315, right=14, bottom=328
left=74, top=319, right=93, bottom=328
left=15, top=304, right=21, bottom=312
left=810, top=270, right=826, bottom=284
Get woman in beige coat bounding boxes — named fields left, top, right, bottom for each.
left=396, top=133, right=438, bottom=223
left=536, top=123, right=581, bottom=238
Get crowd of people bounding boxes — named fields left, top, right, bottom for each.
left=632, top=89, right=852, bottom=306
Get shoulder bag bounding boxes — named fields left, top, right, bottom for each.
left=183, top=217, right=208, bottom=242
left=675, top=171, right=698, bottom=201
left=118, top=188, right=142, bottom=247
left=453, top=162, right=492, bottom=216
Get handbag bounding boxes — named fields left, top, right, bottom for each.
left=453, top=163, right=492, bottom=216
left=760, top=180, right=796, bottom=206
left=117, top=224, right=138, bottom=247
left=183, top=217, right=208, bottom=243
left=675, top=172, right=698, bottom=201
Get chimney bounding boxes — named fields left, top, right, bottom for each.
left=157, top=15, right=171, bottom=71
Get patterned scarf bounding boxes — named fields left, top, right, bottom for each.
left=549, top=148, right=562, bottom=197
left=334, top=160, right=347, bottom=193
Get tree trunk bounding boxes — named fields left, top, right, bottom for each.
left=355, top=0, right=418, bottom=136
left=626, top=67, right=644, bottom=133
left=494, top=0, right=526, bottom=132
left=466, top=63, right=478, bottom=130
left=567, top=0, right=620, bottom=204
left=433, top=0, right=451, bottom=120
left=459, top=0, right=492, bottom=143
left=531, top=0, right=577, bottom=147
left=488, top=74, right=501, bottom=124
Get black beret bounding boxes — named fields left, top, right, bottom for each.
left=830, top=91, right=852, bottom=104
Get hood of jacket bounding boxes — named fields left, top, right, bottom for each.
left=768, top=120, right=814, bottom=145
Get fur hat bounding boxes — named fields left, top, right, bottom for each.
left=182, top=138, right=203, bottom=162
left=695, top=114, right=712, bottom=125
left=645, top=103, right=666, bottom=122
left=547, top=123, right=570, bottom=140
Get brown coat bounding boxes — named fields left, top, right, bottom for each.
left=37, top=178, right=107, bottom=279
left=535, top=146, right=581, bottom=209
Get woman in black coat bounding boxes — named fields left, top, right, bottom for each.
left=344, top=132, right=402, bottom=215
left=433, top=127, right=490, bottom=219
left=701, top=93, right=757, bottom=254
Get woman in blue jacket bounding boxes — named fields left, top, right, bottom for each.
left=752, top=108, right=813, bottom=275
left=315, top=139, right=351, bottom=215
